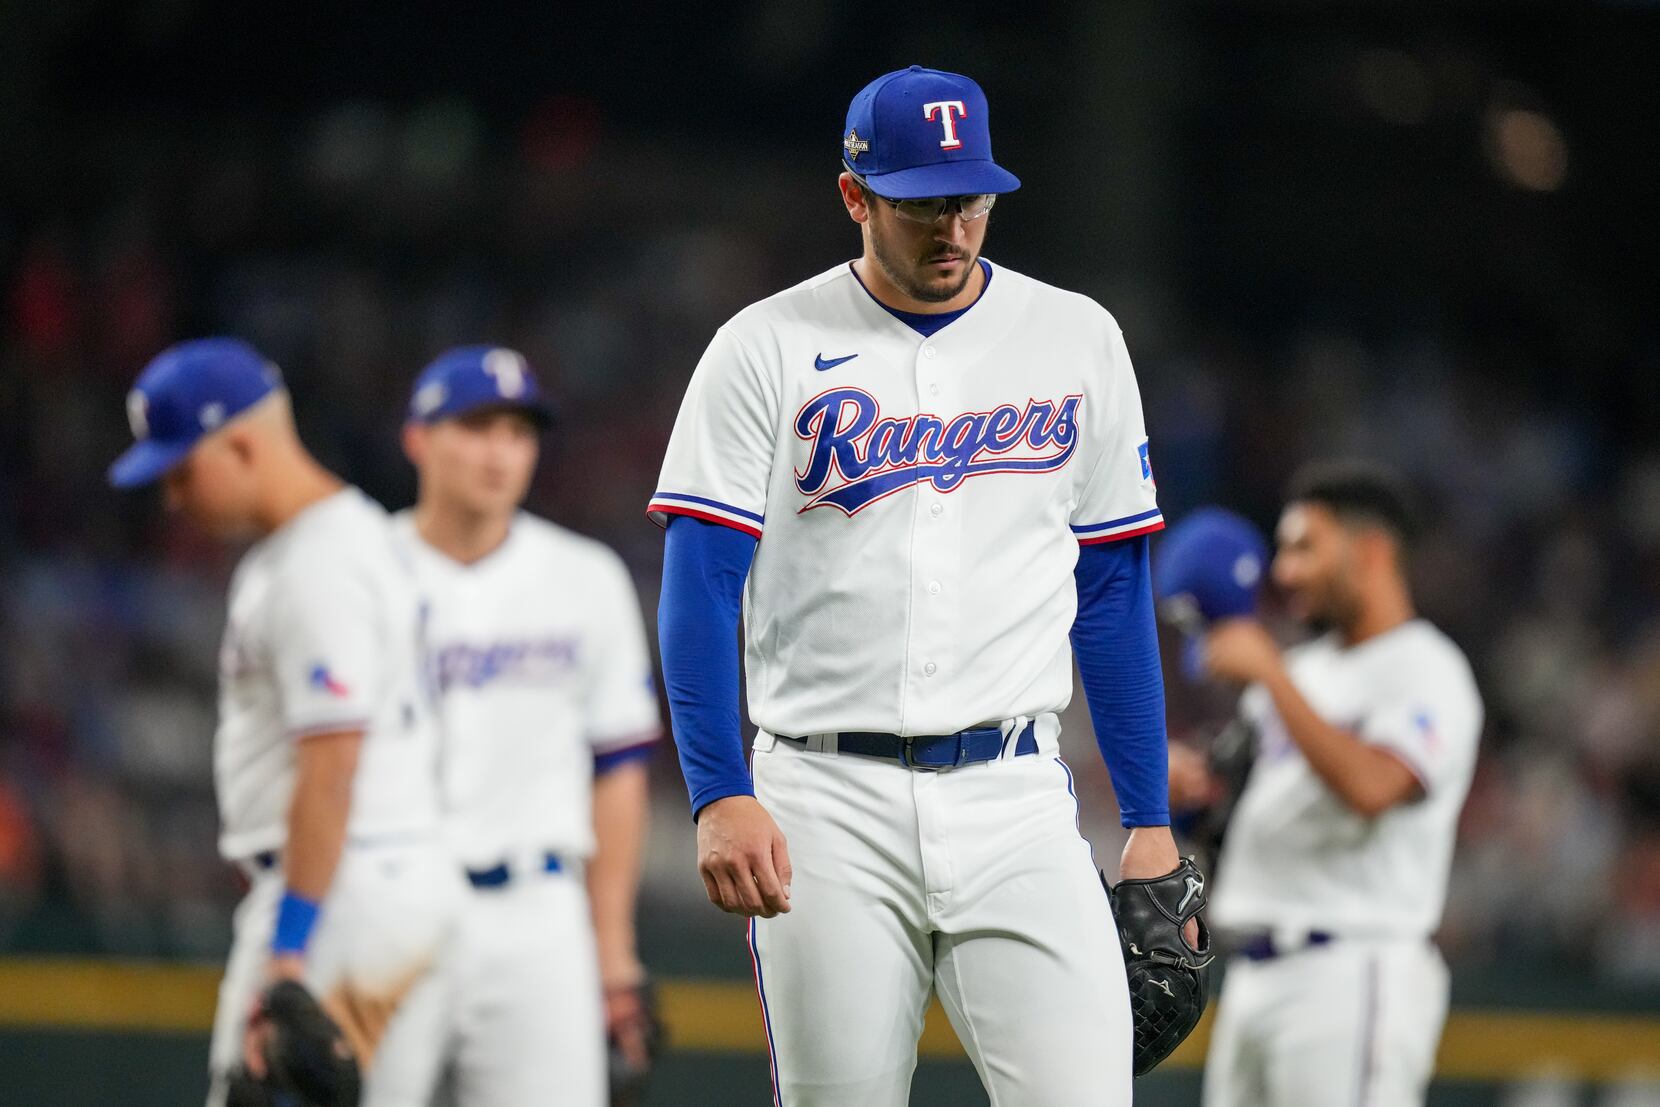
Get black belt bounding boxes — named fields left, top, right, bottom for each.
left=466, top=851, right=564, bottom=889
left=781, top=720, right=1038, bottom=770
left=1237, top=930, right=1334, bottom=962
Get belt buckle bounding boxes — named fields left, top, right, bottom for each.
left=902, top=733, right=965, bottom=771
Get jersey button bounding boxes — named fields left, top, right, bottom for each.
left=922, top=345, right=937, bottom=359
left=927, top=581, right=942, bottom=595
left=930, top=503, right=943, bottom=517
left=929, top=383, right=941, bottom=396
left=923, top=662, right=938, bottom=677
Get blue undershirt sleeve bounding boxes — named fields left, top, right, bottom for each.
left=658, top=514, right=759, bottom=819
left=1071, top=535, right=1171, bottom=828
left=592, top=743, right=656, bottom=776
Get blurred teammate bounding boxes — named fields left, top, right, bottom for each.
left=396, top=347, right=661, bottom=1105
left=107, top=338, right=459, bottom=1106
left=651, top=66, right=1199, bottom=1105
left=1193, top=462, right=1483, bottom=1107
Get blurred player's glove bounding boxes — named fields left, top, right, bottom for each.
left=606, top=979, right=665, bottom=1106
left=1188, top=716, right=1260, bottom=860
left=1105, top=857, right=1215, bottom=1076
left=225, top=980, right=361, bottom=1107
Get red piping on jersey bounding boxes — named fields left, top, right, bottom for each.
left=1077, top=519, right=1165, bottom=545
left=646, top=503, right=763, bottom=540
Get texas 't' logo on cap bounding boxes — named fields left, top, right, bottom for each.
left=921, top=100, right=967, bottom=149
left=840, top=65, right=1020, bottom=200
left=482, top=348, right=527, bottom=398
left=407, top=345, right=552, bottom=427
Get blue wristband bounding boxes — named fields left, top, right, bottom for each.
left=271, top=890, right=321, bottom=956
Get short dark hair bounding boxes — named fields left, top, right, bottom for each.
left=1285, top=460, right=1420, bottom=544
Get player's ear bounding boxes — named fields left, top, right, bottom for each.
left=1352, top=526, right=1396, bottom=576
left=224, top=425, right=257, bottom=468
left=838, top=172, right=871, bottom=225
left=401, top=421, right=425, bottom=466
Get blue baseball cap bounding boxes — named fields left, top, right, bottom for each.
left=407, top=345, right=551, bottom=427
left=841, top=65, right=1021, bottom=200
left=1153, top=507, right=1272, bottom=626
left=108, top=338, right=283, bottom=488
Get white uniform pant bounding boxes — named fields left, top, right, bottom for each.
left=207, top=837, right=462, bottom=1107
left=441, top=859, right=606, bottom=1106
left=1202, top=938, right=1449, bottom=1107
left=748, top=727, right=1133, bottom=1107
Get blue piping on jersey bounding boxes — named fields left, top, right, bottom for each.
left=1071, top=507, right=1164, bottom=534
left=650, top=491, right=765, bottom=525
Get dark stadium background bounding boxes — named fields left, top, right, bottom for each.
left=2, top=2, right=1657, bottom=1103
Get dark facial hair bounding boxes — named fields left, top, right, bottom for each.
left=869, top=215, right=982, bottom=304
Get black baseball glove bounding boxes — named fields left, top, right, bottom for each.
left=1105, top=856, right=1215, bottom=1076
left=606, top=979, right=666, bottom=1106
left=225, top=980, right=361, bottom=1107
left=1189, top=716, right=1260, bottom=862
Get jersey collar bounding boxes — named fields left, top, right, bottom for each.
left=845, top=257, right=996, bottom=340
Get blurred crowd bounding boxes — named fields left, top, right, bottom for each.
left=1, top=94, right=1657, bottom=996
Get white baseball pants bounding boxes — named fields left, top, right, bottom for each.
left=1202, top=937, right=1449, bottom=1107
left=440, top=859, right=606, bottom=1106
left=207, top=836, right=462, bottom=1107
left=748, top=724, right=1134, bottom=1107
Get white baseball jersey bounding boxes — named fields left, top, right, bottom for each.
left=214, top=487, right=439, bottom=861
left=1210, top=618, right=1483, bottom=939
left=648, top=259, right=1162, bottom=738
left=392, top=511, right=661, bottom=869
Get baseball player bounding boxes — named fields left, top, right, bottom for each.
left=650, top=66, right=1198, bottom=1106
left=395, top=346, right=662, bottom=1105
left=1188, top=463, right=1484, bottom=1107
left=107, top=338, right=461, bottom=1106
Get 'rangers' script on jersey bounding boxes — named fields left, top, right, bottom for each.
left=793, top=387, right=1082, bottom=514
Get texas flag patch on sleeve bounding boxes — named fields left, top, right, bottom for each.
left=308, top=663, right=351, bottom=698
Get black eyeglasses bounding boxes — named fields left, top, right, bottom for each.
left=847, top=170, right=997, bottom=225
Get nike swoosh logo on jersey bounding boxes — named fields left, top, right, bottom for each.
left=814, top=353, right=858, bottom=371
